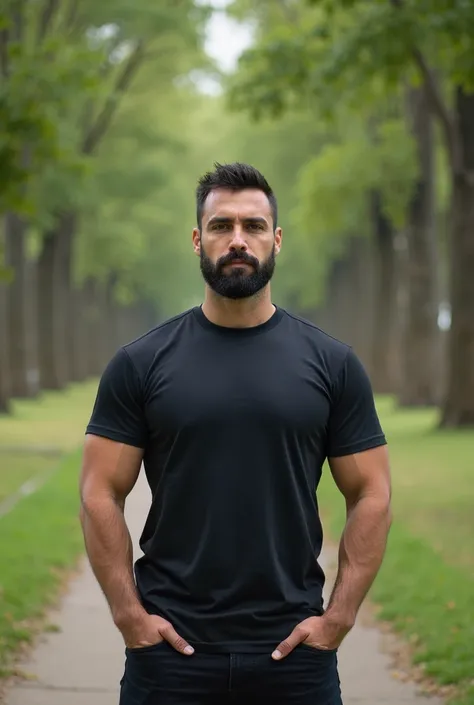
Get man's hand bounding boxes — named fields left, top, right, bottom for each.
left=271, top=615, right=352, bottom=660
left=118, top=612, right=195, bottom=656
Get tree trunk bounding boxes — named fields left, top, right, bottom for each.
left=116, top=301, right=146, bottom=346
left=82, top=277, right=105, bottom=377
left=25, top=256, right=40, bottom=394
left=69, top=283, right=89, bottom=383
left=440, top=88, right=474, bottom=427
left=342, top=236, right=375, bottom=375
left=97, top=279, right=114, bottom=371
left=103, top=275, right=121, bottom=360
left=314, top=258, right=345, bottom=341
left=37, top=212, right=75, bottom=390
left=111, top=299, right=126, bottom=351
left=0, top=280, right=11, bottom=414
left=398, top=87, right=440, bottom=407
left=137, top=299, right=157, bottom=336
left=4, top=213, right=38, bottom=398
left=117, top=303, right=133, bottom=348
left=325, top=257, right=352, bottom=342
left=314, top=238, right=375, bottom=377
left=370, top=190, right=398, bottom=395
left=304, top=239, right=374, bottom=367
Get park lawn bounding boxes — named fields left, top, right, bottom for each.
left=0, top=381, right=99, bottom=451
left=0, top=381, right=98, bottom=500
left=0, top=451, right=85, bottom=676
left=0, top=453, right=57, bottom=503
left=319, top=397, right=474, bottom=705
left=0, top=381, right=99, bottom=677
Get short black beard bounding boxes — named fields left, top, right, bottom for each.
left=200, top=244, right=276, bottom=300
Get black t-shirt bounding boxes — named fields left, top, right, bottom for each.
left=86, top=305, right=386, bottom=653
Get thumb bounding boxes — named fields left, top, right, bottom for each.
left=158, top=621, right=194, bottom=656
left=272, top=625, right=309, bottom=661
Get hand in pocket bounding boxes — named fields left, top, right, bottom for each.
left=120, top=613, right=194, bottom=656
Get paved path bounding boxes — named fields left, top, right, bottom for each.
left=4, top=475, right=444, bottom=705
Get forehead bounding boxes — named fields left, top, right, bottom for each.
left=202, top=188, right=272, bottom=223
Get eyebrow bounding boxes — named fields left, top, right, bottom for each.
left=207, top=216, right=269, bottom=226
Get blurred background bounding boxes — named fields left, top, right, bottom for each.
left=0, top=0, right=473, bottom=702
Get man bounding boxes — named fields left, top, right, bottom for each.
left=80, top=162, right=392, bottom=704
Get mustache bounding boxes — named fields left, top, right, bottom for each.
left=217, top=251, right=259, bottom=269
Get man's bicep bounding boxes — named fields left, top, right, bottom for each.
left=80, top=434, right=144, bottom=505
left=81, top=347, right=148, bottom=504
left=328, top=445, right=391, bottom=507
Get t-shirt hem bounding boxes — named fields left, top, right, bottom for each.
left=328, top=434, right=387, bottom=458
left=85, top=424, right=146, bottom=448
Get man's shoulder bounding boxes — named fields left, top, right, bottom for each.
left=121, top=308, right=195, bottom=368
left=279, top=308, right=353, bottom=379
left=280, top=308, right=351, bottom=354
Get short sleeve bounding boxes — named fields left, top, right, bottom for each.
left=86, top=348, right=148, bottom=448
left=327, top=348, right=386, bottom=458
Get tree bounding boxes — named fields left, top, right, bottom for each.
left=0, top=0, right=210, bottom=406
left=226, top=0, right=423, bottom=393
left=227, top=0, right=474, bottom=417
left=302, top=0, right=474, bottom=424
left=0, top=257, right=11, bottom=412
left=0, top=0, right=103, bottom=212
left=1, top=0, right=105, bottom=398
left=398, top=85, right=440, bottom=406
left=33, top=0, right=206, bottom=389
left=73, top=77, right=204, bottom=376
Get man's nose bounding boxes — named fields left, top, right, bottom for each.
left=229, top=227, right=248, bottom=250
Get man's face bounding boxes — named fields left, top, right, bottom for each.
left=192, top=188, right=282, bottom=300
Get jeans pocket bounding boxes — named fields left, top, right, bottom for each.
left=126, top=640, right=168, bottom=655
left=299, top=642, right=338, bottom=655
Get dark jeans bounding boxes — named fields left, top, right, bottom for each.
left=119, top=641, right=343, bottom=704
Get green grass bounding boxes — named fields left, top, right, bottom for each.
left=319, top=396, right=474, bottom=705
left=0, top=451, right=85, bottom=676
left=0, top=453, right=57, bottom=503
left=0, top=381, right=99, bottom=451
left=0, top=381, right=98, bottom=502
left=0, top=381, right=98, bottom=677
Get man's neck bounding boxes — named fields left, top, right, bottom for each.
left=201, top=287, right=275, bottom=329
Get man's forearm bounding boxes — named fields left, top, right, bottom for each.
left=324, top=495, right=392, bottom=628
left=80, top=497, right=146, bottom=626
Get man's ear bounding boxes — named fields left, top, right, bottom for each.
left=192, top=228, right=201, bottom=257
left=274, top=227, right=282, bottom=256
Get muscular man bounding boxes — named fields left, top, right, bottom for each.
left=80, top=162, right=392, bottom=704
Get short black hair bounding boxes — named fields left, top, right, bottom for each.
left=196, top=162, right=278, bottom=230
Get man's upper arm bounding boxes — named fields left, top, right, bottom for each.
left=80, top=348, right=147, bottom=504
left=329, top=446, right=391, bottom=509
left=86, top=347, right=148, bottom=448
left=326, top=348, right=391, bottom=506
left=81, top=436, right=144, bottom=505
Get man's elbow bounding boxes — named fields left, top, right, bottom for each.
left=79, top=480, right=125, bottom=523
left=385, top=500, right=393, bottom=532
left=373, top=489, right=392, bottom=532
left=347, top=486, right=392, bottom=524
left=78, top=488, right=91, bottom=528
left=78, top=499, right=88, bottom=526
left=78, top=474, right=100, bottom=525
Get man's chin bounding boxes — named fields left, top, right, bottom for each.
left=208, top=283, right=255, bottom=299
